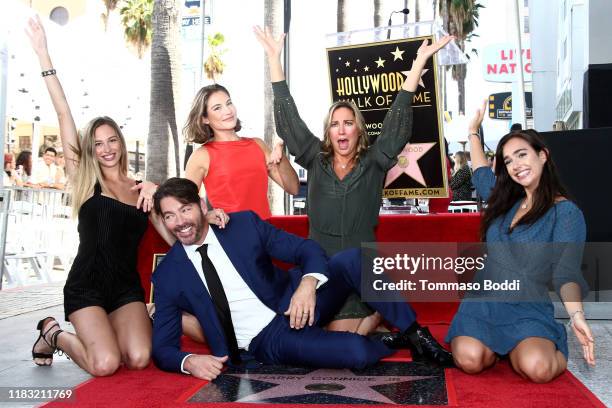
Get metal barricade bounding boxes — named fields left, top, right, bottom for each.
left=0, top=187, right=78, bottom=289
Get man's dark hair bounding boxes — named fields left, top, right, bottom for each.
left=44, top=147, right=57, bottom=156
left=153, top=177, right=201, bottom=214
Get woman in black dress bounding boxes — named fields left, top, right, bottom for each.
left=26, top=16, right=228, bottom=376
left=449, top=151, right=472, bottom=201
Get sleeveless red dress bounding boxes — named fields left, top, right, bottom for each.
left=203, top=138, right=271, bottom=219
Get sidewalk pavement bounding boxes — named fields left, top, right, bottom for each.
left=0, top=283, right=88, bottom=408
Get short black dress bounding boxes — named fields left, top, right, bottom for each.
left=64, top=182, right=148, bottom=320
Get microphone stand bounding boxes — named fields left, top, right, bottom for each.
left=386, top=8, right=410, bottom=40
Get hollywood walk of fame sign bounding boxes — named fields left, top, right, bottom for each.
left=327, top=36, right=449, bottom=199
left=188, top=362, right=449, bottom=405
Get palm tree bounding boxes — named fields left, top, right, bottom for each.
left=101, top=0, right=120, bottom=31
left=146, top=0, right=182, bottom=184
left=203, top=33, right=226, bottom=83
left=120, top=0, right=154, bottom=59
left=337, top=0, right=348, bottom=32
left=263, top=0, right=282, bottom=212
left=438, top=0, right=482, bottom=115
left=373, top=0, right=383, bottom=27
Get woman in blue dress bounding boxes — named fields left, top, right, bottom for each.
left=446, top=102, right=595, bottom=383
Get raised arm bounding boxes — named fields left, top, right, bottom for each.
left=26, top=16, right=79, bottom=177
left=255, top=139, right=299, bottom=195
left=467, top=100, right=489, bottom=170
left=254, top=26, right=320, bottom=168
left=254, top=26, right=285, bottom=82
left=373, top=36, right=453, bottom=169
left=402, top=36, right=453, bottom=92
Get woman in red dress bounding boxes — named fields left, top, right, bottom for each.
left=184, top=84, right=299, bottom=219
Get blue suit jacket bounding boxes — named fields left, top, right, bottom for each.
left=151, top=211, right=329, bottom=373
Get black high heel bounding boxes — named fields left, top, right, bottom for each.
left=32, top=317, right=63, bottom=366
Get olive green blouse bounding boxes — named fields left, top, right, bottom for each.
left=272, top=80, right=414, bottom=256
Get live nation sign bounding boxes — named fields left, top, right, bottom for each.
left=482, top=42, right=532, bottom=83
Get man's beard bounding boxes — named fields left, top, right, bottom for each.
left=173, top=209, right=205, bottom=245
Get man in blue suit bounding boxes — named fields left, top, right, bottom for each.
left=151, top=178, right=452, bottom=380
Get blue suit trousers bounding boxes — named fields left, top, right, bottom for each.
left=248, top=248, right=417, bottom=369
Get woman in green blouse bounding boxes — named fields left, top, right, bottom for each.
left=256, top=27, right=452, bottom=335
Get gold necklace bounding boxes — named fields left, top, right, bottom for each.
left=521, top=199, right=529, bottom=209
left=334, top=156, right=354, bottom=170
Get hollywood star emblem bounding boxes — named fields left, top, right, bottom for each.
left=402, top=68, right=429, bottom=89
left=385, top=142, right=436, bottom=187
left=189, top=363, right=447, bottom=405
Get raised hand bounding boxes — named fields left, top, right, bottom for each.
left=267, top=141, right=285, bottom=166
left=469, top=99, right=488, bottom=135
left=25, top=15, right=49, bottom=57
left=414, top=35, right=454, bottom=62
left=253, top=25, right=285, bottom=60
left=402, top=35, right=454, bottom=93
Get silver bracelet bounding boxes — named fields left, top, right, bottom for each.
left=568, top=310, right=585, bottom=326
left=41, top=68, right=56, bottom=77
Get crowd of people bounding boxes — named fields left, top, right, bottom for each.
left=24, top=16, right=594, bottom=386
left=3, top=147, right=66, bottom=189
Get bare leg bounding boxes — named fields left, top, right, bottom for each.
left=47, top=307, right=122, bottom=376
left=108, top=302, right=151, bottom=370
left=326, top=318, right=361, bottom=333
left=509, top=337, right=567, bottom=383
left=326, top=312, right=383, bottom=335
left=355, top=312, right=383, bottom=335
left=182, top=312, right=206, bottom=343
left=451, top=336, right=497, bottom=374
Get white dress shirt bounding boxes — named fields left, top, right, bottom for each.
left=179, top=227, right=327, bottom=373
left=31, top=160, right=57, bottom=185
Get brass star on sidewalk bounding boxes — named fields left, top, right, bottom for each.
left=391, top=46, right=405, bottom=61
left=225, top=368, right=434, bottom=404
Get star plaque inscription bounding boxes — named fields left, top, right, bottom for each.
left=188, top=362, right=448, bottom=405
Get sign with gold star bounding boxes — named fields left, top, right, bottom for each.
left=327, top=36, right=449, bottom=199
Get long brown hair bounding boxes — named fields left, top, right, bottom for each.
left=16, top=151, right=32, bottom=176
left=321, top=100, right=369, bottom=161
left=481, top=130, right=569, bottom=239
left=183, top=84, right=242, bottom=144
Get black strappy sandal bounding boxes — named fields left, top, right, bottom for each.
left=32, top=317, right=63, bottom=366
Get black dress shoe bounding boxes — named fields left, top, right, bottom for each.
left=369, top=332, right=410, bottom=349
left=404, top=326, right=454, bottom=367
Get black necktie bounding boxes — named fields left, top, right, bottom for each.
left=196, top=244, right=241, bottom=365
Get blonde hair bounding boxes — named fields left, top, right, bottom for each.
left=70, top=116, right=128, bottom=217
left=321, top=101, right=369, bottom=161
left=453, top=151, right=468, bottom=173
left=183, top=84, right=242, bottom=144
